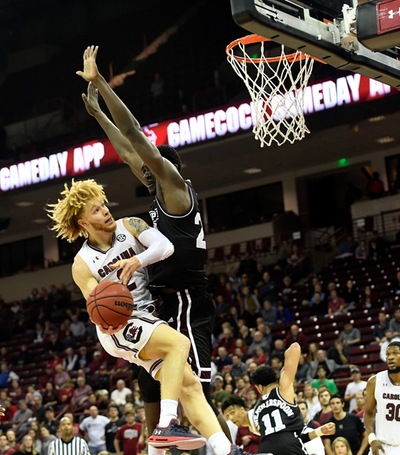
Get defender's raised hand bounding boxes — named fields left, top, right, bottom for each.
left=82, top=82, right=101, bottom=117
left=76, top=45, right=100, bottom=82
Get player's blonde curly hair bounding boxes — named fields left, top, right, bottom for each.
left=46, top=179, right=108, bottom=242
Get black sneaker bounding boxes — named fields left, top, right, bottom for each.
left=229, top=445, right=251, bottom=455
left=148, top=419, right=207, bottom=450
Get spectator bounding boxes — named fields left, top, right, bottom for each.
left=336, top=236, right=358, bottom=258
left=307, top=341, right=318, bottom=362
left=13, top=434, right=37, bottom=455
left=312, top=388, right=333, bottom=425
left=0, top=363, right=19, bottom=389
left=338, top=321, right=361, bottom=346
left=80, top=406, right=110, bottom=455
left=70, top=377, right=92, bottom=413
left=355, top=240, right=369, bottom=261
left=0, top=398, right=17, bottom=431
left=239, top=325, right=253, bottom=346
left=367, top=171, right=385, bottom=199
left=5, top=430, right=19, bottom=453
left=311, top=365, right=339, bottom=395
left=114, top=410, right=142, bottom=455
left=39, top=427, right=57, bottom=455
left=302, top=383, right=321, bottom=420
left=110, top=379, right=132, bottom=409
left=0, top=434, right=14, bottom=455
left=285, top=243, right=307, bottom=281
left=307, top=349, right=339, bottom=381
left=62, top=347, right=79, bottom=373
left=328, top=290, right=346, bottom=316
left=213, top=327, right=236, bottom=357
left=68, top=315, right=85, bottom=340
left=269, top=339, right=285, bottom=364
left=43, top=407, right=59, bottom=436
left=230, top=354, right=248, bottom=378
left=278, top=275, right=294, bottom=303
left=389, top=307, right=400, bottom=336
left=214, top=346, right=233, bottom=372
left=104, top=405, right=122, bottom=455
left=310, top=291, right=329, bottom=317
left=239, top=286, right=261, bottom=326
left=252, top=346, right=268, bottom=366
left=257, top=272, right=278, bottom=305
left=260, top=300, right=277, bottom=326
left=53, top=364, right=70, bottom=391
left=392, top=272, right=400, bottom=296
left=373, top=311, right=389, bottom=344
left=340, top=280, right=359, bottom=310
left=233, top=338, right=248, bottom=359
left=353, top=391, right=366, bottom=419
left=57, top=379, right=75, bottom=409
left=344, top=368, right=367, bottom=413
left=283, top=324, right=309, bottom=352
left=296, top=354, right=309, bottom=383
left=247, top=331, right=270, bottom=357
left=76, top=347, right=92, bottom=373
left=12, top=400, right=32, bottom=440
left=379, top=329, right=400, bottom=362
left=275, top=302, right=294, bottom=324
left=331, top=436, right=353, bottom=455
left=324, top=394, right=368, bottom=455
left=327, top=339, right=350, bottom=367
left=41, top=382, right=58, bottom=409
left=211, top=375, right=230, bottom=408
left=298, top=401, right=325, bottom=455
left=31, top=395, right=46, bottom=424
left=270, top=356, right=283, bottom=380
left=359, top=285, right=379, bottom=310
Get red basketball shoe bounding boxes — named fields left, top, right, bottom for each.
left=148, top=419, right=207, bottom=450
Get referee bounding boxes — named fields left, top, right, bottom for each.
left=48, top=417, right=90, bottom=455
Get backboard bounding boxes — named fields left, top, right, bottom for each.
left=230, top=0, right=400, bottom=88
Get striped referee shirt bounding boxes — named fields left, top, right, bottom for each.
left=48, top=437, right=90, bottom=455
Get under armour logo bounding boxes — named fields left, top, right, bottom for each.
left=153, top=429, right=163, bottom=435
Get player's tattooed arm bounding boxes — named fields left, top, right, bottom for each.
left=128, top=217, right=151, bottom=237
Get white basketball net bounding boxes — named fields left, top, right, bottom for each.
left=227, top=38, right=314, bottom=147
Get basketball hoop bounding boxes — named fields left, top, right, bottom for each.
left=226, top=34, right=318, bottom=147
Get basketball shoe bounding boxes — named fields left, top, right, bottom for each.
left=148, top=419, right=207, bottom=450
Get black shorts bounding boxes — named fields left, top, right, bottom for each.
left=258, top=432, right=308, bottom=455
left=139, top=287, right=216, bottom=403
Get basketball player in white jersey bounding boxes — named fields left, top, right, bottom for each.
left=364, top=340, right=400, bottom=455
left=47, top=179, right=245, bottom=455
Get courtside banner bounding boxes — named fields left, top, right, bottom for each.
left=0, top=74, right=396, bottom=192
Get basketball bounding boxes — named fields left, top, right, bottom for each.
left=87, top=281, right=134, bottom=328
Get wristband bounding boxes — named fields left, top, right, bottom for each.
left=314, top=427, right=323, bottom=437
left=368, top=433, right=377, bottom=444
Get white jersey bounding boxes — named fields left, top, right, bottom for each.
left=374, top=370, right=400, bottom=445
left=76, top=218, right=153, bottom=311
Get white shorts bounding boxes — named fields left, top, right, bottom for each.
left=96, top=312, right=167, bottom=378
left=368, top=443, right=400, bottom=455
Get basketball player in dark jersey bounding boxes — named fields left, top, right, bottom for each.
left=251, top=343, right=335, bottom=454
left=77, top=46, right=231, bottom=444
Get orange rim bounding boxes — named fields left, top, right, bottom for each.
left=226, top=34, right=325, bottom=64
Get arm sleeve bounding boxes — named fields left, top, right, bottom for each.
left=135, top=227, right=174, bottom=268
